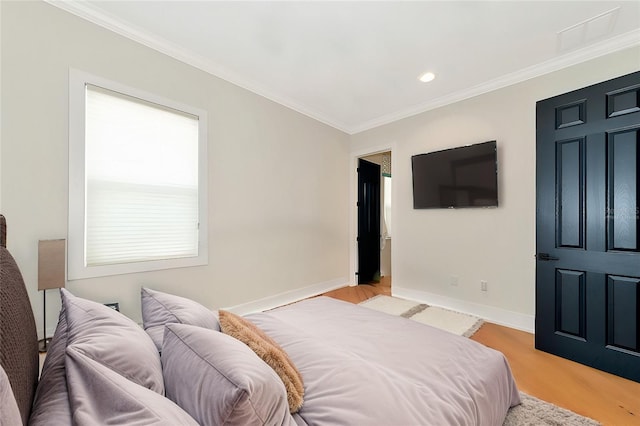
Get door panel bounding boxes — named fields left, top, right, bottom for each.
left=607, top=84, right=640, bottom=117
left=357, top=159, right=381, bottom=284
left=536, top=71, right=640, bottom=383
left=608, top=127, right=640, bottom=251
left=555, top=269, right=586, bottom=339
left=607, top=275, right=639, bottom=352
left=556, top=138, right=585, bottom=248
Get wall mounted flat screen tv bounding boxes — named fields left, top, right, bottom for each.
left=412, top=141, right=498, bottom=209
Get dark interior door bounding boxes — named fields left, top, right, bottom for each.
left=536, top=71, right=640, bottom=382
left=357, top=159, right=381, bottom=284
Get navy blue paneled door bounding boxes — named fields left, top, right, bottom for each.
left=536, top=71, right=640, bottom=382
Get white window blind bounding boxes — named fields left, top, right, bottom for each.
left=84, top=85, right=200, bottom=267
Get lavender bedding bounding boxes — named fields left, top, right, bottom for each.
left=2, top=233, right=521, bottom=426
left=248, top=297, right=521, bottom=426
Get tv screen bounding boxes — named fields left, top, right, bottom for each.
left=412, top=141, right=498, bottom=209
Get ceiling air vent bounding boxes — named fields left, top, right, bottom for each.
left=556, top=7, right=619, bottom=52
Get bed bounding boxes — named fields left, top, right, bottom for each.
left=0, top=214, right=520, bottom=425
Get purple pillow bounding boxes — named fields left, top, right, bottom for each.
left=161, top=323, right=295, bottom=426
left=0, top=365, right=21, bottom=426
left=62, top=289, right=164, bottom=393
left=29, top=302, right=71, bottom=425
left=141, top=287, right=219, bottom=351
left=65, top=346, right=198, bottom=425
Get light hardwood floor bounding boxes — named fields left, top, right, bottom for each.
left=322, top=277, right=640, bottom=426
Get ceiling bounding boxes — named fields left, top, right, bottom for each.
left=51, top=1, right=640, bottom=134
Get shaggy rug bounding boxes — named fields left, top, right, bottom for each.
left=504, top=393, right=600, bottom=426
left=358, top=295, right=602, bottom=426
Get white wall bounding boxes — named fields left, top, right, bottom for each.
left=0, top=1, right=350, bottom=335
left=351, top=47, right=640, bottom=331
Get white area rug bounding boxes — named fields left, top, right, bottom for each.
left=359, top=294, right=483, bottom=337
left=358, top=295, right=602, bottom=426
left=357, top=294, right=421, bottom=317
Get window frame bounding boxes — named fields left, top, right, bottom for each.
left=68, top=69, right=208, bottom=280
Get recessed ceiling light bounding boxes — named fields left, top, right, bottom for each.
left=419, top=72, right=436, bottom=83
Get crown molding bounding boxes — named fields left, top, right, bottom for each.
left=45, top=1, right=640, bottom=136
left=351, top=28, right=640, bottom=134
left=44, top=0, right=352, bottom=134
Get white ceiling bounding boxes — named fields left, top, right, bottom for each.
left=51, top=1, right=640, bottom=134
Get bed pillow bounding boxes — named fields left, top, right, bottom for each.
left=29, top=303, right=72, bottom=425
left=141, top=287, right=219, bottom=351
left=218, top=310, right=304, bottom=413
left=65, top=346, right=198, bottom=425
left=0, top=365, right=21, bottom=426
left=61, top=289, right=164, bottom=394
left=161, top=323, right=293, bottom=426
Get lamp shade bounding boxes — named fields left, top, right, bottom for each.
left=38, top=239, right=66, bottom=291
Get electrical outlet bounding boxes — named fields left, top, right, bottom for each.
left=449, top=275, right=459, bottom=286
left=480, top=280, right=488, bottom=292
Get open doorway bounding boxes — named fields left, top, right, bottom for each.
left=358, top=151, right=392, bottom=290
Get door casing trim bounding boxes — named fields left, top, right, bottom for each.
left=349, top=143, right=396, bottom=286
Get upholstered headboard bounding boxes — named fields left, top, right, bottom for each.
left=0, top=214, right=6, bottom=248
left=0, top=215, right=39, bottom=425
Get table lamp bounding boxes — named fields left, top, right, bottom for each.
left=38, top=239, right=65, bottom=352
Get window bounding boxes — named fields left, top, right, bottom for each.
left=68, top=70, right=208, bottom=279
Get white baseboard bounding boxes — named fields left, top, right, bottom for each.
left=393, top=286, right=535, bottom=333
left=225, top=277, right=349, bottom=316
